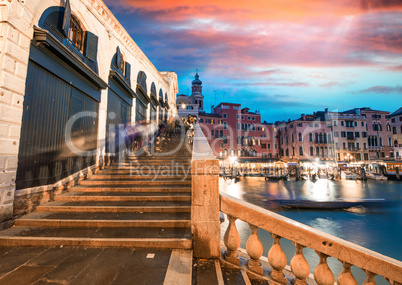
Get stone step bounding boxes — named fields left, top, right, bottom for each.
left=36, top=205, right=191, bottom=213
left=125, top=157, right=191, bottom=161
left=0, top=225, right=190, bottom=239
left=0, top=236, right=192, bottom=249
left=71, top=186, right=191, bottom=193
left=102, top=167, right=190, bottom=173
left=114, top=161, right=191, bottom=165
left=16, top=211, right=190, bottom=221
left=66, top=191, right=191, bottom=197
left=54, top=195, right=191, bottom=202
left=80, top=180, right=191, bottom=186
left=164, top=249, right=193, bottom=285
left=100, top=168, right=190, bottom=172
left=14, top=219, right=190, bottom=228
left=90, top=174, right=190, bottom=180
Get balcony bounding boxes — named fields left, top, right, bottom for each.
left=369, top=146, right=383, bottom=151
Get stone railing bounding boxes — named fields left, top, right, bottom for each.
left=220, top=193, right=402, bottom=284
left=191, top=123, right=220, bottom=259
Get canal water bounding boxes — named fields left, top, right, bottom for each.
left=219, top=177, right=402, bottom=284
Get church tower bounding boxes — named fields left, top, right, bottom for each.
left=191, top=73, right=204, bottom=111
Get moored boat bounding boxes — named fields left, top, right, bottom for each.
left=366, top=172, right=388, bottom=181
left=341, top=171, right=357, bottom=180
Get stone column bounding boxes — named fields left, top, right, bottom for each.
left=0, top=0, right=33, bottom=225
left=191, top=124, right=220, bottom=258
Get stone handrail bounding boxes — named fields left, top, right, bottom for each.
left=220, top=192, right=402, bottom=284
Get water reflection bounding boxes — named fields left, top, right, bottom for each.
left=220, top=177, right=402, bottom=284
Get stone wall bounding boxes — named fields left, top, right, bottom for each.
left=0, top=0, right=178, bottom=222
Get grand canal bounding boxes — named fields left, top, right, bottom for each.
left=219, top=177, right=402, bottom=284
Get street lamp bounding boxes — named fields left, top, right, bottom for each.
left=181, top=103, right=186, bottom=109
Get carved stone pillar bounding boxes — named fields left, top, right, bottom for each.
left=337, top=262, right=357, bottom=285
left=290, top=242, right=310, bottom=285
left=224, top=215, right=240, bottom=265
left=246, top=224, right=263, bottom=275
left=268, top=233, right=287, bottom=284
left=314, top=251, right=335, bottom=285
left=362, top=270, right=376, bottom=285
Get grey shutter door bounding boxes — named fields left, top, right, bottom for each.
left=62, top=0, right=71, bottom=37
left=116, top=47, right=121, bottom=68
left=84, top=31, right=98, bottom=62
left=125, top=62, right=131, bottom=83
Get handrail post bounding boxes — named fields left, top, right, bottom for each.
left=191, top=123, right=220, bottom=258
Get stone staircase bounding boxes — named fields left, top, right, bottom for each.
left=0, top=135, right=196, bottom=284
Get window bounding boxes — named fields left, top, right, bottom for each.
left=223, top=113, right=227, bottom=118
left=211, top=130, right=214, bottom=136
left=310, top=146, right=314, bottom=156
left=299, top=146, right=303, bottom=156
left=309, top=133, right=313, bottom=141
left=315, top=123, right=319, bottom=127
left=362, top=132, right=367, bottom=138
left=268, top=143, right=271, bottom=149
left=355, top=132, right=360, bottom=138
left=223, top=136, right=228, bottom=144
left=291, top=134, right=294, bottom=142
left=361, top=122, right=364, bottom=127
left=308, top=123, right=313, bottom=127
left=341, top=131, right=346, bottom=137
left=199, top=118, right=204, bottom=123
left=275, top=143, right=278, bottom=149
left=236, top=114, right=240, bottom=119
left=298, top=132, right=302, bottom=141
left=223, top=122, right=227, bottom=129
left=334, top=131, right=339, bottom=137
left=341, top=121, right=344, bottom=126
left=248, top=116, right=251, bottom=120
left=237, top=123, right=240, bottom=130
left=333, top=121, right=337, bottom=126
left=69, top=16, right=84, bottom=51
left=297, top=123, right=303, bottom=127
left=219, top=143, right=223, bottom=148
left=292, top=147, right=295, bottom=156
left=354, top=121, right=357, bottom=127
left=261, top=143, right=266, bottom=149
left=241, top=116, right=244, bottom=120
left=252, top=117, right=255, bottom=120
left=187, top=106, right=193, bottom=110
left=233, top=106, right=240, bottom=110
left=257, top=126, right=260, bottom=131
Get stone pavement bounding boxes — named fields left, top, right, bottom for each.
left=0, top=246, right=172, bottom=285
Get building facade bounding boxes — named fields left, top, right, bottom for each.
left=277, top=114, right=334, bottom=162
left=390, top=107, right=402, bottom=159
left=343, top=108, right=393, bottom=160
left=199, top=103, right=279, bottom=159
left=0, top=0, right=178, bottom=223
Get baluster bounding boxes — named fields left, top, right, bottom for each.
left=290, top=242, right=310, bottom=285
left=314, top=251, right=335, bottom=285
left=362, top=270, right=376, bottom=285
left=268, top=233, right=287, bottom=284
left=224, top=215, right=240, bottom=265
left=246, top=224, right=263, bottom=274
left=337, top=262, right=357, bottom=285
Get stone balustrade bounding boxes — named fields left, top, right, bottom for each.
left=220, top=193, right=402, bottom=284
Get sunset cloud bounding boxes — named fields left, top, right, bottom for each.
left=104, top=0, right=402, bottom=121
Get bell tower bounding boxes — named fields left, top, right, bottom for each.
left=191, top=72, right=204, bottom=111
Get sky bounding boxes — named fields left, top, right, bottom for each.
left=103, top=0, right=402, bottom=122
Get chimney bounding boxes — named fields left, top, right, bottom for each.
left=211, top=105, right=214, bottom=113
left=325, top=108, right=328, bottom=113
left=288, top=119, right=291, bottom=123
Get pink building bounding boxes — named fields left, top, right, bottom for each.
left=344, top=108, right=394, bottom=160
left=198, top=103, right=279, bottom=159
left=390, top=107, right=402, bottom=159
left=277, top=114, right=334, bottom=161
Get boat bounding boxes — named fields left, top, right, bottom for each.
left=366, top=172, right=388, bottom=181
left=269, top=198, right=395, bottom=209
left=341, top=171, right=357, bottom=180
